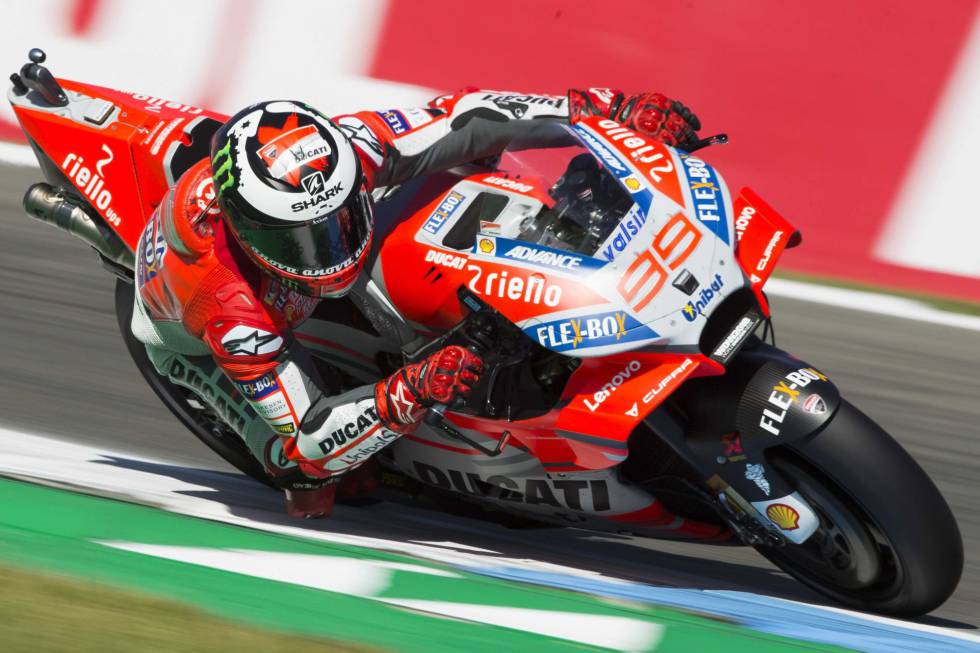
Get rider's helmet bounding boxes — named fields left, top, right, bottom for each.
left=210, top=100, right=372, bottom=297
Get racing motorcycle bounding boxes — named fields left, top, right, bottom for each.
left=7, top=49, right=963, bottom=616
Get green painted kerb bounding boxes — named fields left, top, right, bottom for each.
left=0, top=478, right=853, bottom=653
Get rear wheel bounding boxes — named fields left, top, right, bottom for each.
left=756, top=400, right=962, bottom=616
left=114, top=279, right=271, bottom=486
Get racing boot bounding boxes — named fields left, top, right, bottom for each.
left=284, top=484, right=336, bottom=519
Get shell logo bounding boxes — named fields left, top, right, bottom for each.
left=478, top=237, right=495, bottom=255
left=766, top=503, right=800, bottom=530
left=625, top=176, right=642, bottom=192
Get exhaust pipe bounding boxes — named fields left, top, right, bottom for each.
left=22, top=182, right=135, bottom=269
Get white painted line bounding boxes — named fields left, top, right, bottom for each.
left=377, top=600, right=663, bottom=652
left=0, top=426, right=616, bottom=582
left=100, top=541, right=662, bottom=651
left=410, top=540, right=501, bottom=553
left=0, top=140, right=38, bottom=167
left=766, top=278, right=980, bottom=332
left=98, top=543, right=398, bottom=595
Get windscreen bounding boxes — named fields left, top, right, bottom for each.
left=494, top=123, right=635, bottom=256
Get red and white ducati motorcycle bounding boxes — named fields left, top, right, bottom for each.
left=7, top=49, right=962, bottom=616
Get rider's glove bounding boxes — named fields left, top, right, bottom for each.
left=375, top=345, right=484, bottom=431
left=568, top=88, right=702, bottom=150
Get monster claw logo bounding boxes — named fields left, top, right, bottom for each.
left=212, top=138, right=235, bottom=194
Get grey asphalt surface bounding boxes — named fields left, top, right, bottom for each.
left=1, top=161, right=978, bottom=630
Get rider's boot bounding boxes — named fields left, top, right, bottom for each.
left=285, top=484, right=337, bottom=519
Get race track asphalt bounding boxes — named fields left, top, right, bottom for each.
left=1, top=162, right=977, bottom=628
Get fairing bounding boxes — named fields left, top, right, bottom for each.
left=379, top=119, right=779, bottom=360
left=9, top=70, right=808, bottom=539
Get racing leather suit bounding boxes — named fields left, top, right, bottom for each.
left=131, top=87, right=699, bottom=495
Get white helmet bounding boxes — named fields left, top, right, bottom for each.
left=210, top=100, right=372, bottom=297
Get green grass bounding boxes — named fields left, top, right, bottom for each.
left=775, top=269, right=980, bottom=317
left=0, top=563, right=381, bottom=653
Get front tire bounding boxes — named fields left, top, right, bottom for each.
left=757, top=400, right=963, bottom=616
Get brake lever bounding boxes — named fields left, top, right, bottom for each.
left=422, top=400, right=510, bottom=457
left=685, top=133, right=728, bottom=153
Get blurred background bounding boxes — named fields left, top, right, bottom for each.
left=2, top=0, right=979, bottom=300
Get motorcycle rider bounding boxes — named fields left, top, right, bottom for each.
left=131, top=87, right=702, bottom=518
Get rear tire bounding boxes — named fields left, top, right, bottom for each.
left=756, top=400, right=962, bottom=616
left=114, top=279, right=272, bottom=487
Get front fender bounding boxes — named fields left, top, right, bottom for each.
left=668, top=340, right=841, bottom=461
left=735, top=356, right=840, bottom=448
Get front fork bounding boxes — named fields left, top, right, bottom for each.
left=651, top=340, right=841, bottom=545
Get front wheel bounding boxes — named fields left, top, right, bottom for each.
left=756, top=400, right=963, bottom=616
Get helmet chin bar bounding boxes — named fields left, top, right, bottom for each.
left=249, top=238, right=370, bottom=299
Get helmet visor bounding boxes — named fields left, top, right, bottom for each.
left=233, top=189, right=372, bottom=279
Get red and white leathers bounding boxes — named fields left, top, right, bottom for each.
left=132, top=87, right=700, bottom=512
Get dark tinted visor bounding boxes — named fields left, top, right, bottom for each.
left=234, top=190, right=372, bottom=277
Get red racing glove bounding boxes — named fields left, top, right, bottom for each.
left=569, top=88, right=702, bottom=150
left=375, top=346, right=484, bottom=432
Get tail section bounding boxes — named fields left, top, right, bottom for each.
left=9, top=70, right=227, bottom=253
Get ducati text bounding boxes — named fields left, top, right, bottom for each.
left=414, top=462, right=611, bottom=512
